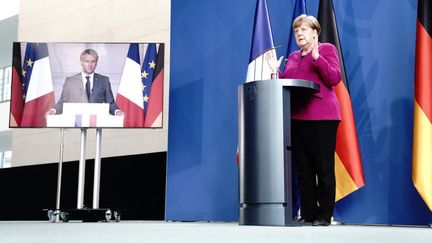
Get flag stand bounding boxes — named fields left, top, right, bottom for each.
left=46, top=128, right=120, bottom=223
left=330, top=217, right=343, bottom=225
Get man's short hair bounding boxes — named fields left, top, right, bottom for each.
left=80, top=49, right=99, bottom=61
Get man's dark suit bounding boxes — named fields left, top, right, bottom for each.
left=54, top=73, right=119, bottom=115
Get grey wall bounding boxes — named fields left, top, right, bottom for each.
left=0, top=15, right=17, bottom=68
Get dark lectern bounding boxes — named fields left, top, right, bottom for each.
left=238, top=78, right=319, bottom=226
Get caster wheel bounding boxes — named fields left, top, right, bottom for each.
left=105, top=209, right=112, bottom=222
left=114, top=211, right=121, bottom=222
left=60, top=212, right=69, bottom=222
left=47, top=210, right=57, bottom=223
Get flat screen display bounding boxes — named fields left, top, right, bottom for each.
left=9, top=42, right=165, bottom=128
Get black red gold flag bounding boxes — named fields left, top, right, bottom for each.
left=412, top=0, right=432, bottom=211
left=317, top=0, right=366, bottom=201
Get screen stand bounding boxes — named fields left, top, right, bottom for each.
left=47, top=128, right=120, bottom=223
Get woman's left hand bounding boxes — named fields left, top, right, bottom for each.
left=312, top=35, right=320, bottom=60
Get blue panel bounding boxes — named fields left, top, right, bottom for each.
left=331, top=0, right=432, bottom=225
left=168, top=0, right=252, bottom=221
left=168, top=0, right=432, bottom=225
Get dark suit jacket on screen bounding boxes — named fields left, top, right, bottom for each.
left=54, top=73, right=119, bottom=115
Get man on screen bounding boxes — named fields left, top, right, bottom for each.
left=49, top=49, right=123, bottom=116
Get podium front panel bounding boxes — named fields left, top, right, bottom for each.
left=238, top=79, right=319, bottom=226
left=239, top=80, right=286, bottom=204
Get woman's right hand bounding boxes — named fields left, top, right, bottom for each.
left=265, top=50, right=284, bottom=74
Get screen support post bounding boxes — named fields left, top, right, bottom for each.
left=77, top=128, right=87, bottom=209
left=55, top=128, right=65, bottom=222
left=76, top=128, right=103, bottom=209
left=93, top=128, right=102, bottom=209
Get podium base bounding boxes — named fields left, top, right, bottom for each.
left=239, top=203, right=298, bottom=226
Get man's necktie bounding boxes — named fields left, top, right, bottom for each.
left=85, top=76, right=91, bottom=100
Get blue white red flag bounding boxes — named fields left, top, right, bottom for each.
left=238, top=0, right=276, bottom=162
left=245, top=0, right=276, bottom=82
left=116, top=43, right=145, bottom=127
left=20, top=43, right=54, bottom=127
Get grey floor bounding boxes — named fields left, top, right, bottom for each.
left=0, top=221, right=431, bottom=243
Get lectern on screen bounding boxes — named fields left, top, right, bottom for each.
left=9, top=42, right=165, bottom=128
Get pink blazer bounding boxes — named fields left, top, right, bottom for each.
left=280, top=43, right=341, bottom=120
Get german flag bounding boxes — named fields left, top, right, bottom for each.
left=317, top=0, right=365, bottom=201
left=412, top=0, right=432, bottom=211
left=9, top=42, right=24, bottom=127
left=144, top=43, right=164, bottom=127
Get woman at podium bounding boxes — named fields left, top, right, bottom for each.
left=269, top=14, right=341, bottom=226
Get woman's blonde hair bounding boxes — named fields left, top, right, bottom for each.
left=293, top=14, right=321, bottom=35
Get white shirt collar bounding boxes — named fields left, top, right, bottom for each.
left=81, top=72, right=94, bottom=90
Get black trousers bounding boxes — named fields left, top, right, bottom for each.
left=291, top=120, right=339, bottom=222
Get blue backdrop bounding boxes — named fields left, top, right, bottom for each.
left=167, top=0, right=432, bottom=225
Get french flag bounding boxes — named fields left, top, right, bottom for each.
left=245, top=0, right=275, bottom=83
left=20, top=43, right=55, bottom=127
left=74, top=114, right=97, bottom=127
left=238, top=0, right=275, bottom=162
left=116, top=43, right=145, bottom=127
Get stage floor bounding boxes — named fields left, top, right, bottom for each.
left=0, top=221, right=430, bottom=243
